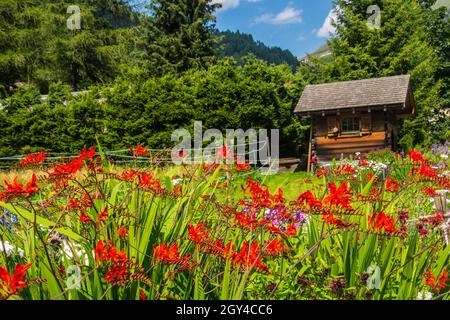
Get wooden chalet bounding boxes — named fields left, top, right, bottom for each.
left=294, top=75, right=416, bottom=167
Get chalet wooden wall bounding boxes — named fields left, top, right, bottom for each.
left=311, top=111, right=397, bottom=161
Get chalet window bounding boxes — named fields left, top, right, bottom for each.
left=341, top=117, right=360, bottom=133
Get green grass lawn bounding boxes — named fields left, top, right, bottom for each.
left=238, top=171, right=322, bottom=201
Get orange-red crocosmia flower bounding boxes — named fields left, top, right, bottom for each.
left=264, top=239, right=286, bottom=255
left=130, top=144, right=149, bottom=157
left=138, top=172, right=162, bottom=191
left=232, top=242, right=268, bottom=272
left=286, top=221, right=298, bottom=236
left=188, top=223, right=209, bottom=244
left=79, top=147, right=96, bottom=161
left=117, top=226, right=129, bottom=239
left=368, top=212, right=397, bottom=234
left=140, top=289, right=147, bottom=301
left=0, top=263, right=32, bottom=297
left=423, top=269, right=449, bottom=293
left=0, top=174, right=39, bottom=201
left=409, top=150, right=428, bottom=164
left=20, top=152, right=47, bottom=167
left=385, top=178, right=399, bottom=192
left=80, top=212, right=93, bottom=223
left=50, top=156, right=84, bottom=177
left=121, top=169, right=139, bottom=181
left=322, top=212, right=353, bottom=228
left=97, top=208, right=109, bottom=223
left=323, top=182, right=353, bottom=211
left=216, top=146, right=235, bottom=163
left=294, top=190, right=321, bottom=208
left=153, top=243, right=194, bottom=271
left=95, top=240, right=107, bottom=263
left=423, top=186, right=437, bottom=197
left=236, top=162, right=251, bottom=171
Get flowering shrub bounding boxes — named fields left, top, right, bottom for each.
left=0, top=146, right=449, bottom=300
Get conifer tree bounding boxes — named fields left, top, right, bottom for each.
left=144, top=0, right=220, bottom=76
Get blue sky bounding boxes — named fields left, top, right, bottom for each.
left=213, top=0, right=336, bottom=58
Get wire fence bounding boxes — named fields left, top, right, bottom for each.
left=0, top=140, right=275, bottom=170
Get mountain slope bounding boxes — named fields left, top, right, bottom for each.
left=216, top=30, right=298, bottom=69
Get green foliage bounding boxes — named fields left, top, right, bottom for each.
left=0, top=57, right=306, bottom=156
left=0, top=0, right=140, bottom=92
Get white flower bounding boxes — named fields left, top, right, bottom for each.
left=172, top=178, right=182, bottom=186
left=417, top=290, right=433, bottom=300
left=0, top=241, right=24, bottom=258
left=441, top=154, right=449, bottom=159
left=62, top=241, right=90, bottom=266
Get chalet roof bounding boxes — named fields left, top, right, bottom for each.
left=295, top=75, right=413, bottom=114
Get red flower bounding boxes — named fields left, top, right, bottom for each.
left=94, top=240, right=132, bottom=285
left=222, top=241, right=236, bottom=260
left=121, top=169, right=139, bottom=181
left=153, top=243, right=194, bottom=271
left=315, top=168, right=327, bottom=178
left=418, top=165, right=438, bottom=179
left=0, top=263, right=32, bottom=297
left=188, top=223, right=209, bottom=244
left=50, top=156, right=84, bottom=177
left=365, top=173, right=379, bottom=183
left=0, top=174, right=39, bottom=201
left=423, top=186, right=437, bottom=197
left=264, top=239, right=286, bottom=255
left=97, top=208, right=109, bottom=223
left=322, top=212, right=352, bottom=228
left=139, top=289, right=147, bottom=301
left=359, top=158, right=369, bottom=166
left=368, top=212, right=397, bottom=234
left=79, top=147, right=96, bottom=161
left=80, top=212, right=92, bottom=224
left=232, top=242, right=268, bottom=272
left=130, top=144, right=149, bottom=157
left=241, top=178, right=285, bottom=208
left=409, top=150, right=428, bottom=164
left=68, top=199, right=80, bottom=210
left=236, top=162, right=251, bottom=171
left=95, top=240, right=107, bottom=263
left=117, top=226, right=129, bottom=239
left=336, top=164, right=356, bottom=175
left=385, top=178, right=399, bottom=192
left=20, top=152, right=47, bottom=167
left=423, top=268, right=449, bottom=293
left=139, top=172, right=162, bottom=191
left=294, top=190, right=321, bottom=208
left=323, top=182, right=353, bottom=211
left=286, top=220, right=298, bottom=236
left=234, top=212, right=260, bottom=230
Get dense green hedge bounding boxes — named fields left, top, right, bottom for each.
left=0, top=57, right=309, bottom=157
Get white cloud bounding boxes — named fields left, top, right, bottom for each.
left=254, top=4, right=303, bottom=25
left=317, top=9, right=338, bottom=38
left=212, top=0, right=240, bottom=11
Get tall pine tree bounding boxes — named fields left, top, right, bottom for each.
left=144, top=0, right=220, bottom=76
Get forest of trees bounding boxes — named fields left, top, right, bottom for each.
left=216, top=30, right=299, bottom=69
left=0, top=0, right=448, bottom=158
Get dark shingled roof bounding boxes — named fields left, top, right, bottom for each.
left=295, top=75, right=412, bottom=114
